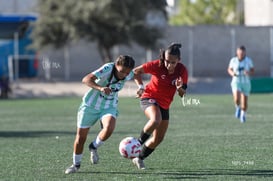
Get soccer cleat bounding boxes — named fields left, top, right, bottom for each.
left=90, top=148, right=99, bottom=164
left=132, top=157, right=145, bottom=170
left=235, top=107, right=241, bottom=119
left=65, top=164, right=80, bottom=174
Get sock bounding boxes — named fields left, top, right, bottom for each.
left=139, top=145, right=154, bottom=160
left=241, top=110, right=246, bottom=117
left=138, top=130, right=151, bottom=145
left=89, top=136, right=104, bottom=150
left=73, top=153, right=82, bottom=167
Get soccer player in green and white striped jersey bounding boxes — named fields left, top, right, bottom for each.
left=65, top=55, right=135, bottom=174
left=227, top=46, right=254, bottom=123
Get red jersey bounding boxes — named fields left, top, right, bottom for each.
left=141, top=59, right=188, bottom=109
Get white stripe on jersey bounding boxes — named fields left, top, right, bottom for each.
left=95, top=95, right=104, bottom=110
left=105, top=99, right=115, bottom=109
left=86, top=91, right=100, bottom=107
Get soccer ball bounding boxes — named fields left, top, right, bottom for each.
left=119, top=137, right=141, bottom=159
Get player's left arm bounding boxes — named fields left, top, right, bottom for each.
left=246, top=67, right=254, bottom=76
left=176, top=66, right=188, bottom=97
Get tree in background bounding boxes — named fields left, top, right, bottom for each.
left=32, top=0, right=167, bottom=64
left=32, top=1, right=75, bottom=49
left=31, top=0, right=77, bottom=80
left=169, top=0, right=243, bottom=25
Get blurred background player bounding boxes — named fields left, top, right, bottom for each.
left=65, top=55, right=135, bottom=174
left=227, top=45, right=254, bottom=123
left=133, top=43, right=188, bottom=169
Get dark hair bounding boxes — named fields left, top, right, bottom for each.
left=159, top=43, right=182, bottom=66
left=115, top=55, right=135, bottom=69
left=238, top=45, right=246, bottom=51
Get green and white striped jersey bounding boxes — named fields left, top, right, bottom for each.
left=82, top=63, right=133, bottom=110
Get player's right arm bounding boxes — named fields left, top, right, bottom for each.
left=82, top=73, right=112, bottom=95
left=133, top=65, right=145, bottom=98
left=227, top=59, right=237, bottom=77
left=227, top=67, right=236, bottom=77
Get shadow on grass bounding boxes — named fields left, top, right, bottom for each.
left=0, top=130, right=75, bottom=138
left=162, top=169, right=273, bottom=179
left=76, top=169, right=273, bottom=180
left=0, top=130, right=139, bottom=138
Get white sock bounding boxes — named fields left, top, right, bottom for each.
left=93, top=136, right=104, bottom=148
left=241, top=110, right=246, bottom=117
left=73, top=153, right=82, bottom=166
left=235, top=105, right=240, bottom=109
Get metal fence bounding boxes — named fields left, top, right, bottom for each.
left=39, top=25, right=273, bottom=80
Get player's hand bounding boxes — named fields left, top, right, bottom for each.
left=136, top=88, right=144, bottom=98
left=100, top=87, right=112, bottom=95
left=244, top=70, right=249, bottom=76
left=175, top=77, right=183, bottom=89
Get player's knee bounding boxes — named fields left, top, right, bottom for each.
left=102, top=124, right=115, bottom=135
left=151, top=118, right=161, bottom=127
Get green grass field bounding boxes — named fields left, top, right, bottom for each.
left=0, top=94, right=272, bottom=180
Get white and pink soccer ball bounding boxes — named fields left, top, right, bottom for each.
left=119, top=137, right=141, bottom=159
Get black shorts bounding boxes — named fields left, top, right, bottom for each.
left=140, top=98, right=169, bottom=120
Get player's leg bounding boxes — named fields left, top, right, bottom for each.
left=99, top=115, right=116, bottom=140
left=133, top=102, right=163, bottom=170
left=65, top=105, right=99, bottom=174
left=239, top=82, right=250, bottom=123
left=241, top=93, right=248, bottom=110
left=73, top=127, right=90, bottom=161
left=140, top=107, right=168, bottom=161
left=89, top=109, right=117, bottom=164
left=233, top=90, right=240, bottom=106
left=138, top=99, right=162, bottom=145
left=145, top=120, right=169, bottom=149
left=65, top=127, right=89, bottom=174
left=74, top=127, right=90, bottom=153
left=142, top=105, right=162, bottom=136
left=133, top=119, right=168, bottom=170
left=89, top=115, right=116, bottom=149
left=240, top=93, right=248, bottom=123
left=231, top=81, right=241, bottom=119
left=140, top=107, right=169, bottom=156
left=232, top=89, right=241, bottom=118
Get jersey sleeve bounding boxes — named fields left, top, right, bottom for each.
left=228, top=58, right=235, bottom=69
left=248, top=57, right=254, bottom=68
left=125, top=70, right=134, bottom=81
left=142, top=60, right=160, bottom=75
left=92, top=63, right=113, bottom=79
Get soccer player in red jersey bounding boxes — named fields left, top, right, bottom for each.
left=132, top=43, right=188, bottom=169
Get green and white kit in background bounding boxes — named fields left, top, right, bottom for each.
left=77, top=63, right=134, bottom=128
left=228, top=56, right=254, bottom=96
